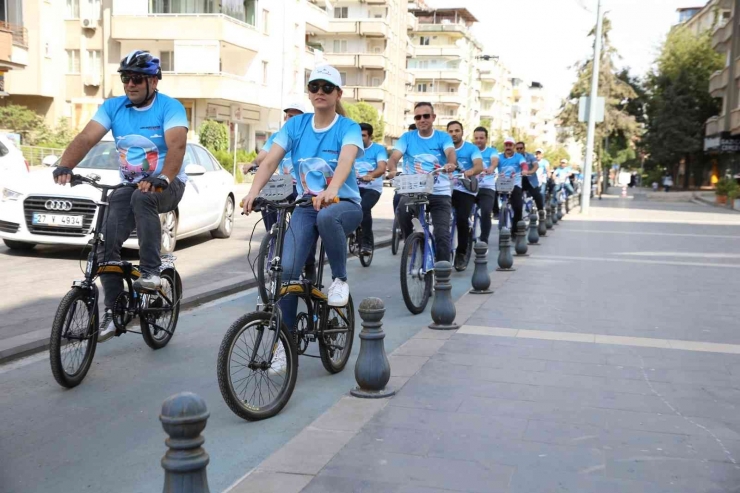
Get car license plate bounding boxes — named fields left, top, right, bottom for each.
left=32, top=213, right=83, bottom=228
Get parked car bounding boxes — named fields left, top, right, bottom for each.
left=0, top=134, right=29, bottom=178
left=0, top=139, right=235, bottom=252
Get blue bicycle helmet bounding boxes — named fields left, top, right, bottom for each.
left=118, top=50, right=162, bottom=80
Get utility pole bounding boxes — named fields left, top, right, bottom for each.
left=581, top=0, right=602, bottom=214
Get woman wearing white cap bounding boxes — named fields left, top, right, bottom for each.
left=242, top=65, right=364, bottom=332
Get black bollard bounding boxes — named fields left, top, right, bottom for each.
left=469, top=242, right=493, bottom=294
left=551, top=203, right=559, bottom=224
left=546, top=205, right=553, bottom=229
left=160, top=392, right=211, bottom=493
left=538, top=210, right=547, bottom=237
left=351, top=297, right=395, bottom=399
left=557, top=202, right=563, bottom=220
left=429, top=261, right=459, bottom=330
left=515, top=220, right=528, bottom=256
left=497, top=228, right=515, bottom=271
left=528, top=212, right=540, bottom=245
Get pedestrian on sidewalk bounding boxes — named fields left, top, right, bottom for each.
left=662, top=171, right=673, bottom=192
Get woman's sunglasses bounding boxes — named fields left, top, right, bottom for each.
left=120, top=74, right=147, bottom=85
left=413, top=113, right=432, bottom=121
left=307, top=82, right=338, bottom=94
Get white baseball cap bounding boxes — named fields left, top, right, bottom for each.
left=560, top=159, right=568, bottom=164
left=535, top=148, right=544, bottom=154
left=503, top=137, right=515, bottom=145
left=283, top=101, right=306, bottom=113
left=308, top=65, right=342, bottom=88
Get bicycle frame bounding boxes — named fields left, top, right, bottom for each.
left=497, top=192, right=514, bottom=231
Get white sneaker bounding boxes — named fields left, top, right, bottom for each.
left=269, top=344, right=287, bottom=375
left=134, top=272, right=161, bottom=291
left=327, top=279, right=349, bottom=307
left=98, top=309, right=116, bottom=343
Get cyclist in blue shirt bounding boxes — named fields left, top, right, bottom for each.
left=516, top=142, right=544, bottom=214
left=355, top=123, right=388, bottom=253
left=242, top=64, right=363, bottom=324
left=447, top=121, right=483, bottom=271
left=497, top=138, right=527, bottom=229
left=472, top=126, right=498, bottom=245
left=535, top=148, right=549, bottom=198
left=392, top=122, right=418, bottom=216
left=53, top=50, right=188, bottom=343
left=554, top=159, right=575, bottom=196
left=387, top=102, right=458, bottom=263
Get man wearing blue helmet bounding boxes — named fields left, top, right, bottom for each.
left=52, top=50, right=189, bottom=343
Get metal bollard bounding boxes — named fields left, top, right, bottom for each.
left=351, top=297, right=395, bottom=398
left=551, top=203, right=559, bottom=224
left=160, top=392, right=211, bottom=493
left=528, top=212, right=540, bottom=245
left=497, top=228, right=515, bottom=271
left=515, top=220, right=528, bottom=256
left=469, top=242, right=493, bottom=294
left=556, top=202, right=563, bottom=220
left=537, top=211, right=547, bottom=236
left=545, top=205, right=553, bottom=229
left=429, top=261, right=460, bottom=330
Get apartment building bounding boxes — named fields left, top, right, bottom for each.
left=406, top=7, right=483, bottom=132
left=3, top=0, right=329, bottom=151
left=0, top=0, right=27, bottom=95
left=478, top=57, right=512, bottom=137
left=677, top=1, right=730, bottom=35
left=312, top=0, right=411, bottom=143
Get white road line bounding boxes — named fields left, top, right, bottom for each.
left=564, top=229, right=740, bottom=239
left=532, top=255, right=740, bottom=269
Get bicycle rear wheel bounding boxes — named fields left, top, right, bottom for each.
left=217, top=311, right=298, bottom=421
left=391, top=216, right=401, bottom=255
left=400, top=232, right=433, bottom=314
left=49, top=286, right=99, bottom=388
left=319, top=295, right=355, bottom=373
left=359, top=243, right=373, bottom=267
left=140, top=268, right=181, bottom=350
left=257, top=230, right=276, bottom=304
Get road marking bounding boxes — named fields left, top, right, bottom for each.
left=564, top=229, right=740, bottom=240
left=532, top=255, right=740, bottom=269
left=616, top=252, right=740, bottom=259
left=458, top=325, right=740, bottom=354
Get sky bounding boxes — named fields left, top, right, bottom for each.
left=428, top=0, right=705, bottom=111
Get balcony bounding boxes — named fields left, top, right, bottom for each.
left=414, top=45, right=463, bottom=58
left=406, top=41, right=416, bottom=58
left=328, top=19, right=389, bottom=37
left=304, top=46, right=323, bottom=70
left=732, top=108, right=740, bottom=135
left=324, top=53, right=357, bottom=67
left=111, top=14, right=261, bottom=54
left=409, top=92, right=463, bottom=106
left=111, top=72, right=262, bottom=106
left=709, top=67, right=729, bottom=97
left=345, top=86, right=386, bottom=102
left=416, top=22, right=469, bottom=37
left=408, top=69, right=463, bottom=82
left=705, top=116, right=721, bottom=137
left=305, top=0, right=329, bottom=34
left=0, top=27, right=26, bottom=70
left=407, top=12, right=418, bottom=31
left=712, top=16, right=733, bottom=50
left=323, top=53, right=387, bottom=69
left=405, top=71, right=415, bottom=86
left=359, top=53, right=386, bottom=69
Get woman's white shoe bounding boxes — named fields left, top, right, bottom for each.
left=327, top=279, right=349, bottom=307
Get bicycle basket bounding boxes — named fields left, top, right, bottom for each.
left=496, top=175, right=516, bottom=193
left=258, top=174, right=293, bottom=201
left=393, top=173, right=434, bottom=195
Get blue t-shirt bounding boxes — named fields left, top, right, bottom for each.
left=354, top=142, right=388, bottom=193
left=393, top=130, right=455, bottom=196
left=554, top=167, right=570, bottom=184
left=536, top=158, right=549, bottom=185
left=92, top=94, right=189, bottom=184
left=452, top=141, right=482, bottom=195
left=497, top=152, right=526, bottom=188
left=521, top=152, right=539, bottom=187
left=272, top=114, right=363, bottom=203
left=263, top=133, right=295, bottom=183
left=479, top=146, right=498, bottom=190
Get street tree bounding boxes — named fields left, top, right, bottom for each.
left=344, top=101, right=384, bottom=142
left=0, top=105, right=45, bottom=144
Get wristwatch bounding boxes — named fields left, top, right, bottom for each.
left=157, top=174, right=171, bottom=185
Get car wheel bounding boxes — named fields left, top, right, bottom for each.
left=160, top=211, right=177, bottom=254
left=3, top=239, right=36, bottom=250
left=211, top=196, right=235, bottom=239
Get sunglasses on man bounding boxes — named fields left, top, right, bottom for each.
left=120, top=74, right=148, bottom=85
left=307, top=82, right=338, bottom=94
left=413, top=113, right=432, bottom=121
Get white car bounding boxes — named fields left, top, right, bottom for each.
left=0, top=140, right=236, bottom=252
left=0, top=134, right=29, bottom=178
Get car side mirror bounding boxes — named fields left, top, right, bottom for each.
left=185, top=163, right=206, bottom=176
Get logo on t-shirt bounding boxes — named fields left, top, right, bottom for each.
left=116, top=134, right=160, bottom=183
left=299, top=157, right=335, bottom=195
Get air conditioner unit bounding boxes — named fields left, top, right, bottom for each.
left=83, top=73, right=101, bottom=86
left=81, top=17, right=96, bottom=30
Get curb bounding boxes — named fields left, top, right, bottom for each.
left=0, top=235, right=394, bottom=365
left=692, top=194, right=740, bottom=213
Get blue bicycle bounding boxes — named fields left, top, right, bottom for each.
left=496, top=173, right=516, bottom=232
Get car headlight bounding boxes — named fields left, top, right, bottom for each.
left=1, top=188, right=22, bottom=201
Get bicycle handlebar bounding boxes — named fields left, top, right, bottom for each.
left=70, top=174, right=130, bottom=191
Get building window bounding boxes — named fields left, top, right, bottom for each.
left=160, top=51, right=174, bottom=72
left=86, top=49, right=101, bottom=74
left=66, top=49, right=80, bottom=73
left=339, top=72, right=347, bottom=86
left=416, top=83, right=428, bottom=92
left=419, top=36, right=430, bottom=46
left=262, top=9, right=269, bottom=34
left=262, top=60, right=268, bottom=85
left=334, top=7, right=348, bottom=19
left=66, top=0, right=79, bottom=18
left=332, top=40, right=348, bottom=53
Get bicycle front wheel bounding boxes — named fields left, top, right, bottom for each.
left=49, top=287, right=99, bottom=388
left=217, top=311, right=298, bottom=421
left=257, top=230, right=277, bottom=304
left=400, top=232, right=433, bottom=314
left=319, top=296, right=355, bottom=373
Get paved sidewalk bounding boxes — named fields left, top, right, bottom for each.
left=234, top=196, right=740, bottom=492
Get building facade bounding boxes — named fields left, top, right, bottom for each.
left=3, top=0, right=329, bottom=151
left=0, top=0, right=28, bottom=94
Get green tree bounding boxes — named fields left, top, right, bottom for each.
left=642, top=26, right=723, bottom=188
left=36, top=118, right=76, bottom=148
left=478, top=118, right=492, bottom=137
left=0, top=104, right=45, bottom=143
left=544, top=146, right=571, bottom=166
left=491, top=128, right=536, bottom=151
left=198, top=120, right=229, bottom=152
left=344, top=101, right=384, bottom=142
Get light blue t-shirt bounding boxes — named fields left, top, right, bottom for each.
left=497, top=152, right=526, bottom=189
left=272, top=114, right=363, bottom=203
left=536, top=158, right=550, bottom=185
left=452, top=141, right=482, bottom=195
left=92, top=93, right=189, bottom=184
left=393, top=130, right=455, bottom=196
left=479, top=146, right=498, bottom=190
left=554, top=166, right=570, bottom=184
left=355, top=142, right=388, bottom=193
left=521, top=152, right=539, bottom=187
left=263, top=133, right=295, bottom=184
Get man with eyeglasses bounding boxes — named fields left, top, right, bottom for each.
left=387, top=102, right=457, bottom=263
left=52, top=50, right=188, bottom=343
left=515, top=141, right=544, bottom=215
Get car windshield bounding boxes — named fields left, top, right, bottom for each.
left=76, top=142, right=120, bottom=170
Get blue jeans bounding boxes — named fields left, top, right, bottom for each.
left=278, top=200, right=362, bottom=331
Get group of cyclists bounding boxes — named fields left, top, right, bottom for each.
left=51, top=54, right=582, bottom=361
